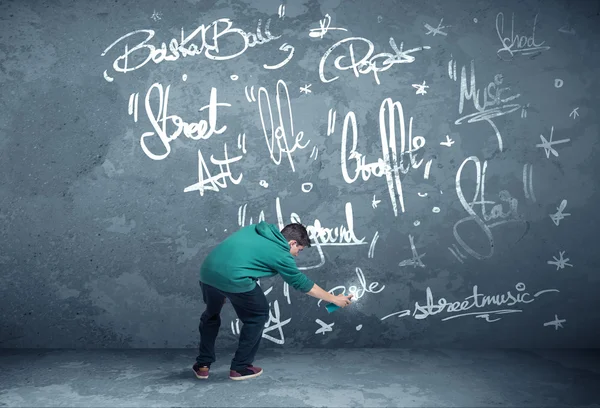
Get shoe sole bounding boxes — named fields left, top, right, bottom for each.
left=193, top=369, right=209, bottom=380
left=229, top=370, right=263, bottom=381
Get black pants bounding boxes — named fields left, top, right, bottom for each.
left=196, top=281, right=269, bottom=371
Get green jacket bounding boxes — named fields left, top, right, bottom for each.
left=199, top=221, right=315, bottom=294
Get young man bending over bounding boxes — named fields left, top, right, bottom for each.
left=192, top=221, right=353, bottom=381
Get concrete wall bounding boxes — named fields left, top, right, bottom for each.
left=1, top=0, right=599, bottom=348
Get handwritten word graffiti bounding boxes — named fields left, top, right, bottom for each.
left=319, top=37, right=430, bottom=85
left=496, top=12, right=550, bottom=59
left=340, top=98, right=431, bottom=216
left=137, top=83, right=230, bottom=161
left=317, top=267, right=385, bottom=307
left=238, top=198, right=368, bottom=270
left=255, top=80, right=310, bottom=172
left=101, top=18, right=281, bottom=79
left=183, top=144, right=243, bottom=196
left=454, top=156, right=524, bottom=260
left=309, top=14, right=348, bottom=39
left=450, top=59, right=520, bottom=152
left=381, top=282, right=559, bottom=322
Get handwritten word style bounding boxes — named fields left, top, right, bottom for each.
left=454, top=156, right=523, bottom=260
left=137, top=83, right=230, bottom=161
left=317, top=267, right=385, bottom=307
left=320, top=37, right=430, bottom=85
left=340, top=98, right=430, bottom=216
left=102, top=18, right=283, bottom=79
left=382, top=282, right=559, bottom=322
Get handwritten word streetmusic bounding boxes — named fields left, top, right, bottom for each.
left=137, top=83, right=230, bottom=161
left=319, top=36, right=430, bottom=85
left=452, top=59, right=520, bottom=152
left=101, top=18, right=281, bottom=78
left=496, top=12, right=550, bottom=59
left=317, top=267, right=385, bottom=307
left=381, top=282, right=559, bottom=323
left=454, top=156, right=524, bottom=260
left=237, top=197, right=367, bottom=270
left=256, top=80, right=310, bottom=172
left=340, top=98, right=430, bottom=216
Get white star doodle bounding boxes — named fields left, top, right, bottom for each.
left=543, top=314, right=566, bottom=330
left=300, top=84, right=312, bottom=94
left=151, top=10, right=162, bottom=21
left=371, top=195, right=381, bottom=209
left=440, top=135, right=455, bottom=147
left=398, top=235, right=426, bottom=268
left=315, top=319, right=335, bottom=335
left=412, top=81, right=429, bottom=95
left=547, top=251, right=573, bottom=270
left=569, top=107, right=579, bottom=119
left=536, top=126, right=570, bottom=159
left=549, top=199, right=570, bottom=226
left=424, top=18, right=449, bottom=36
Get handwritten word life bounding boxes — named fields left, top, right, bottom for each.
left=454, top=156, right=523, bottom=260
left=341, top=98, right=429, bottom=216
left=496, top=12, right=550, bottom=59
left=138, top=83, right=230, bottom=161
left=319, top=36, right=430, bottom=84
left=382, top=282, right=559, bottom=322
left=317, top=267, right=385, bottom=307
left=256, top=80, right=310, bottom=172
left=102, top=18, right=281, bottom=78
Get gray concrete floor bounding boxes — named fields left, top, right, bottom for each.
left=0, top=348, right=599, bottom=407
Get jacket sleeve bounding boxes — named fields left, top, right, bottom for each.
left=274, top=255, right=315, bottom=293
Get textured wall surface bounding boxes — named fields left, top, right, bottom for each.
left=1, top=0, right=599, bottom=349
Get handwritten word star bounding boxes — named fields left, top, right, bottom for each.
left=412, top=81, right=429, bottom=95
left=536, top=126, right=570, bottom=159
left=569, top=107, right=579, bottom=119
left=547, top=251, right=573, bottom=270
left=300, top=84, right=312, bottom=94
left=440, top=135, right=455, bottom=147
left=315, top=319, right=335, bottom=335
left=549, top=199, right=570, bottom=226
left=372, top=195, right=381, bottom=209
left=543, top=314, right=566, bottom=330
left=424, top=18, right=449, bottom=36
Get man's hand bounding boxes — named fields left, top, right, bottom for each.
left=330, top=293, right=353, bottom=308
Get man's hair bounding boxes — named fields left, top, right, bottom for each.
left=281, top=223, right=311, bottom=248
